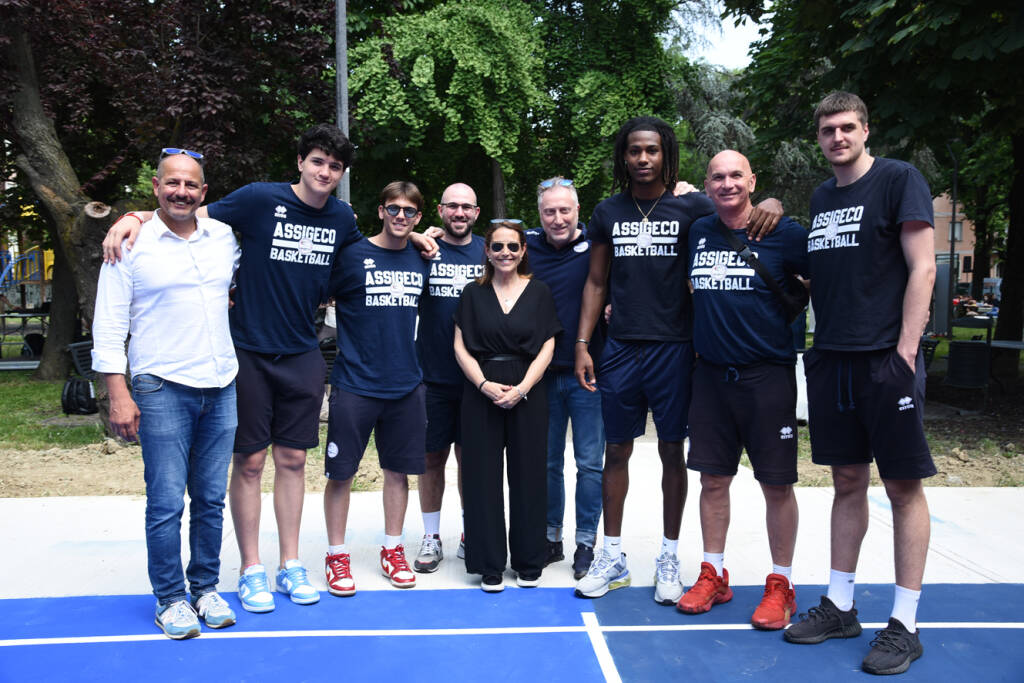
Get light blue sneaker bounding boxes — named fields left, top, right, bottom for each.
left=237, top=564, right=276, bottom=613
left=276, top=559, right=320, bottom=605
left=193, top=591, right=236, bottom=629
left=155, top=600, right=200, bottom=640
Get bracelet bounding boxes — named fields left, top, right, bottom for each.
left=515, top=386, right=527, bottom=401
left=125, top=212, right=144, bottom=224
left=575, top=338, right=589, bottom=345
left=477, top=379, right=488, bottom=391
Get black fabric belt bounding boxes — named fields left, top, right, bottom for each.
left=479, top=353, right=530, bottom=362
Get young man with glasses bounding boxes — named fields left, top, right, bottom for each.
left=322, top=182, right=431, bottom=594
left=413, top=183, right=485, bottom=572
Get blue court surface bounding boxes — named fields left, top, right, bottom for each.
left=2, top=583, right=1021, bottom=682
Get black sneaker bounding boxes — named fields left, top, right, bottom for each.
left=861, top=618, right=923, bottom=675
left=481, top=574, right=504, bottom=593
left=544, top=540, right=564, bottom=567
left=784, top=595, right=862, bottom=644
left=572, top=544, right=594, bottom=580
left=516, top=571, right=541, bottom=588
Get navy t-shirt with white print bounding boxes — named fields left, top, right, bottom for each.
left=588, top=190, right=714, bottom=342
left=208, top=182, right=362, bottom=355
left=416, top=236, right=486, bottom=386
left=808, top=158, right=933, bottom=351
left=689, top=216, right=809, bottom=366
left=329, top=238, right=429, bottom=399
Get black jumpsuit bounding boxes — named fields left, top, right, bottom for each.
left=454, top=278, right=562, bottom=576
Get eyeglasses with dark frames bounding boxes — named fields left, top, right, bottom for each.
left=384, top=204, right=420, bottom=218
left=441, top=202, right=477, bottom=212
left=489, top=241, right=522, bottom=253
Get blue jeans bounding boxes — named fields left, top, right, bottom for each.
left=133, top=374, right=236, bottom=607
left=545, top=369, right=604, bottom=546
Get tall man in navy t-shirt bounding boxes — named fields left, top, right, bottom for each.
left=574, top=117, right=782, bottom=604
left=676, top=150, right=807, bottom=631
left=413, top=183, right=485, bottom=572
left=783, top=92, right=936, bottom=677
left=525, top=178, right=605, bottom=580
left=323, top=181, right=431, bottom=594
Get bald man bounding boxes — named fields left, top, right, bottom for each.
left=413, top=183, right=486, bottom=571
left=676, top=151, right=809, bottom=630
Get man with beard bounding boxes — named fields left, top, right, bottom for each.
left=413, top=183, right=486, bottom=572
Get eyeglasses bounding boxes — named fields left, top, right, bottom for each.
left=489, top=218, right=523, bottom=224
left=539, top=178, right=574, bottom=190
left=384, top=204, right=420, bottom=218
left=441, top=202, right=477, bottom=212
left=489, top=241, right=521, bottom=253
left=161, top=148, right=204, bottom=161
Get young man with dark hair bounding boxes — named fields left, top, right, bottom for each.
left=784, top=92, right=936, bottom=676
left=322, top=181, right=431, bottom=594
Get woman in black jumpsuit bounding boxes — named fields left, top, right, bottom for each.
left=454, top=221, right=561, bottom=592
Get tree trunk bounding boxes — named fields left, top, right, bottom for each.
left=33, top=233, right=76, bottom=380
left=995, top=132, right=1024, bottom=342
left=491, top=157, right=507, bottom=220
left=969, top=186, right=993, bottom=300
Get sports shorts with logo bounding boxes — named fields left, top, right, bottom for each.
left=804, top=346, right=935, bottom=479
left=687, top=359, right=798, bottom=485
left=598, top=338, right=695, bottom=444
left=424, top=382, right=462, bottom=453
left=324, top=384, right=427, bottom=481
left=234, top=346, right=326, bottom=454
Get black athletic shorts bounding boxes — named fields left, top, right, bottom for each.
left=687, top=359, right=798, bottom=485
left=424, top=382, right=462, bottom=453
left=234, top=346, right=326, bottom=454
left=324, top=384, right=427, bottom=481
left=804, top=346, right=935, bottom=480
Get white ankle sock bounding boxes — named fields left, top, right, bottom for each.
left=604, top=536, right=622, bottom=557
left=384, top=534, right=403, bottom=550
left=772, top=564, right=793, bottom=586
left=827, top=569, right=857, bottom=611
left=422, top=511, right=441, bottom=537
left=328, top=544, right=347, bottom=555
left=890, top=585, right=921, bottom=632
left=703, top=552, right=724, bottom=575
left=660, top=537, right=678, bottom=556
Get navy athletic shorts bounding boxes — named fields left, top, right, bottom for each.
left=804, top=346, right=935, bottom=480
left=687, top=359, right=798, bottom=485
left=234, top=346, right=326, bottom=454
left=324, top=384, right=426, bottom=481
left=424, top=382, right=462, bottom=453
left=598, top=338, right=695, bottom=444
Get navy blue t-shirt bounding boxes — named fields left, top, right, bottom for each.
left=328, top=239, right=429, bottom=399
left=808, top=158, right=933, bottom=350
left=525, top=225, right=605, bottom=370
left=689, top=216, right=809, bottom=365
left=208, top=182, right=361, bottom=355
left=416, top=236, right=486, bottom=385
left=588, top=190, right=714, bottom=342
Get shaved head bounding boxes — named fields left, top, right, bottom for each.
left=440, top=182, right=477, bottom=205
left=704, top=150, right=756, bottom=218
left=706, top=150, right=752, bottom=179
left=437, top=182, right=480, bottom=242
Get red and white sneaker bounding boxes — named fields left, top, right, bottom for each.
left=380, top=545, right=417, bottom=588
left=751, top=573, right=796, bottom=630
left=325, top=552, right=356, bottom=597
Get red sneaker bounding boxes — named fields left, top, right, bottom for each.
left=676, top=562, right=733, bottom=614
left=380, top=545, right=417, bottom=588
left=751, top=573, right=796, bottom=630
left=325, top=552, right=356, bottom=597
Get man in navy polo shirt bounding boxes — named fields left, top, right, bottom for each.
left=525, top=178, right=605, bottom=580
left=413, top=183, right=486, bottom=572
left=676, top=150, right=807, bottom=631
left=322, top=181, right=431, bottom=594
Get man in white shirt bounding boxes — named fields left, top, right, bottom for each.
left=92, top=150, right=241, bottom=640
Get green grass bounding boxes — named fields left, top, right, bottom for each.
left=0, top=371, right=105, bottom=448
left=1, top=333, right=26, bottom=359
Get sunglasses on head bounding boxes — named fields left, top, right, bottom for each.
left=489, top=241, right=521, bottom=253
left=489, top=218, right=523, bottom=224
left=161, top=147, right=204, bottom=161
left=539, top=178, right=574, bottom=190
left=384, top=204, right=420, bottom=218
left=442, top=202, right=477, bottom=212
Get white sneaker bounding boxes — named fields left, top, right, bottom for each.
left=653, top=551, right=683, bottom=605
left=155, top=600, right=200, bottom=640
left=193, top=592, right=236, bottom=629
left=574, top=549, right=631, bottom=598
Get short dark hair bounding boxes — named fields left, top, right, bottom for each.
left=379, top=181, right=424, bottom=211
left=478, top=220, right=531, bottom=286
left=814, top=91, right=869, bottom=129
left=297, top=124, right=355, bottom=168
left=612, top=116, right=679, bottom=194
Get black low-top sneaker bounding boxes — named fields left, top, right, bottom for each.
left=784, top=595, right=862, bottom=644
left=481, top=574, right=504, bottom=593
left=573, top=544, right=595, bottom=580
left=516, top=571, right=541, bottom=588
left=861, top=618, right=923, bottom=675
left=545, top=540, right=564, bottom=566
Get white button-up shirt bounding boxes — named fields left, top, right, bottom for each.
left=92, top=211, right=241, bottom=388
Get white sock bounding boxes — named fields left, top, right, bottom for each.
left=328, top=544, right=347, bottom=555
left=890, top=585, right=921, bottom=632
left=422, top=511, right=441, bottom=537
left=772, top=564, right=793, bottom=587
left=660, top=537, right=678, bottom=556
left=603, top=535, right=623, bottom=558
left=704, top=552, right=724, bottom=575
left=384, top=534, right=403, bottom=550
left=827, top=569, right=857, bottom=611
left=461, top=509, right=465, bottom=532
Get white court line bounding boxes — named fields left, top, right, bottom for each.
left=3, top=620, right=1022, bottom=648
left=583, top=612, right=622, bottom=683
